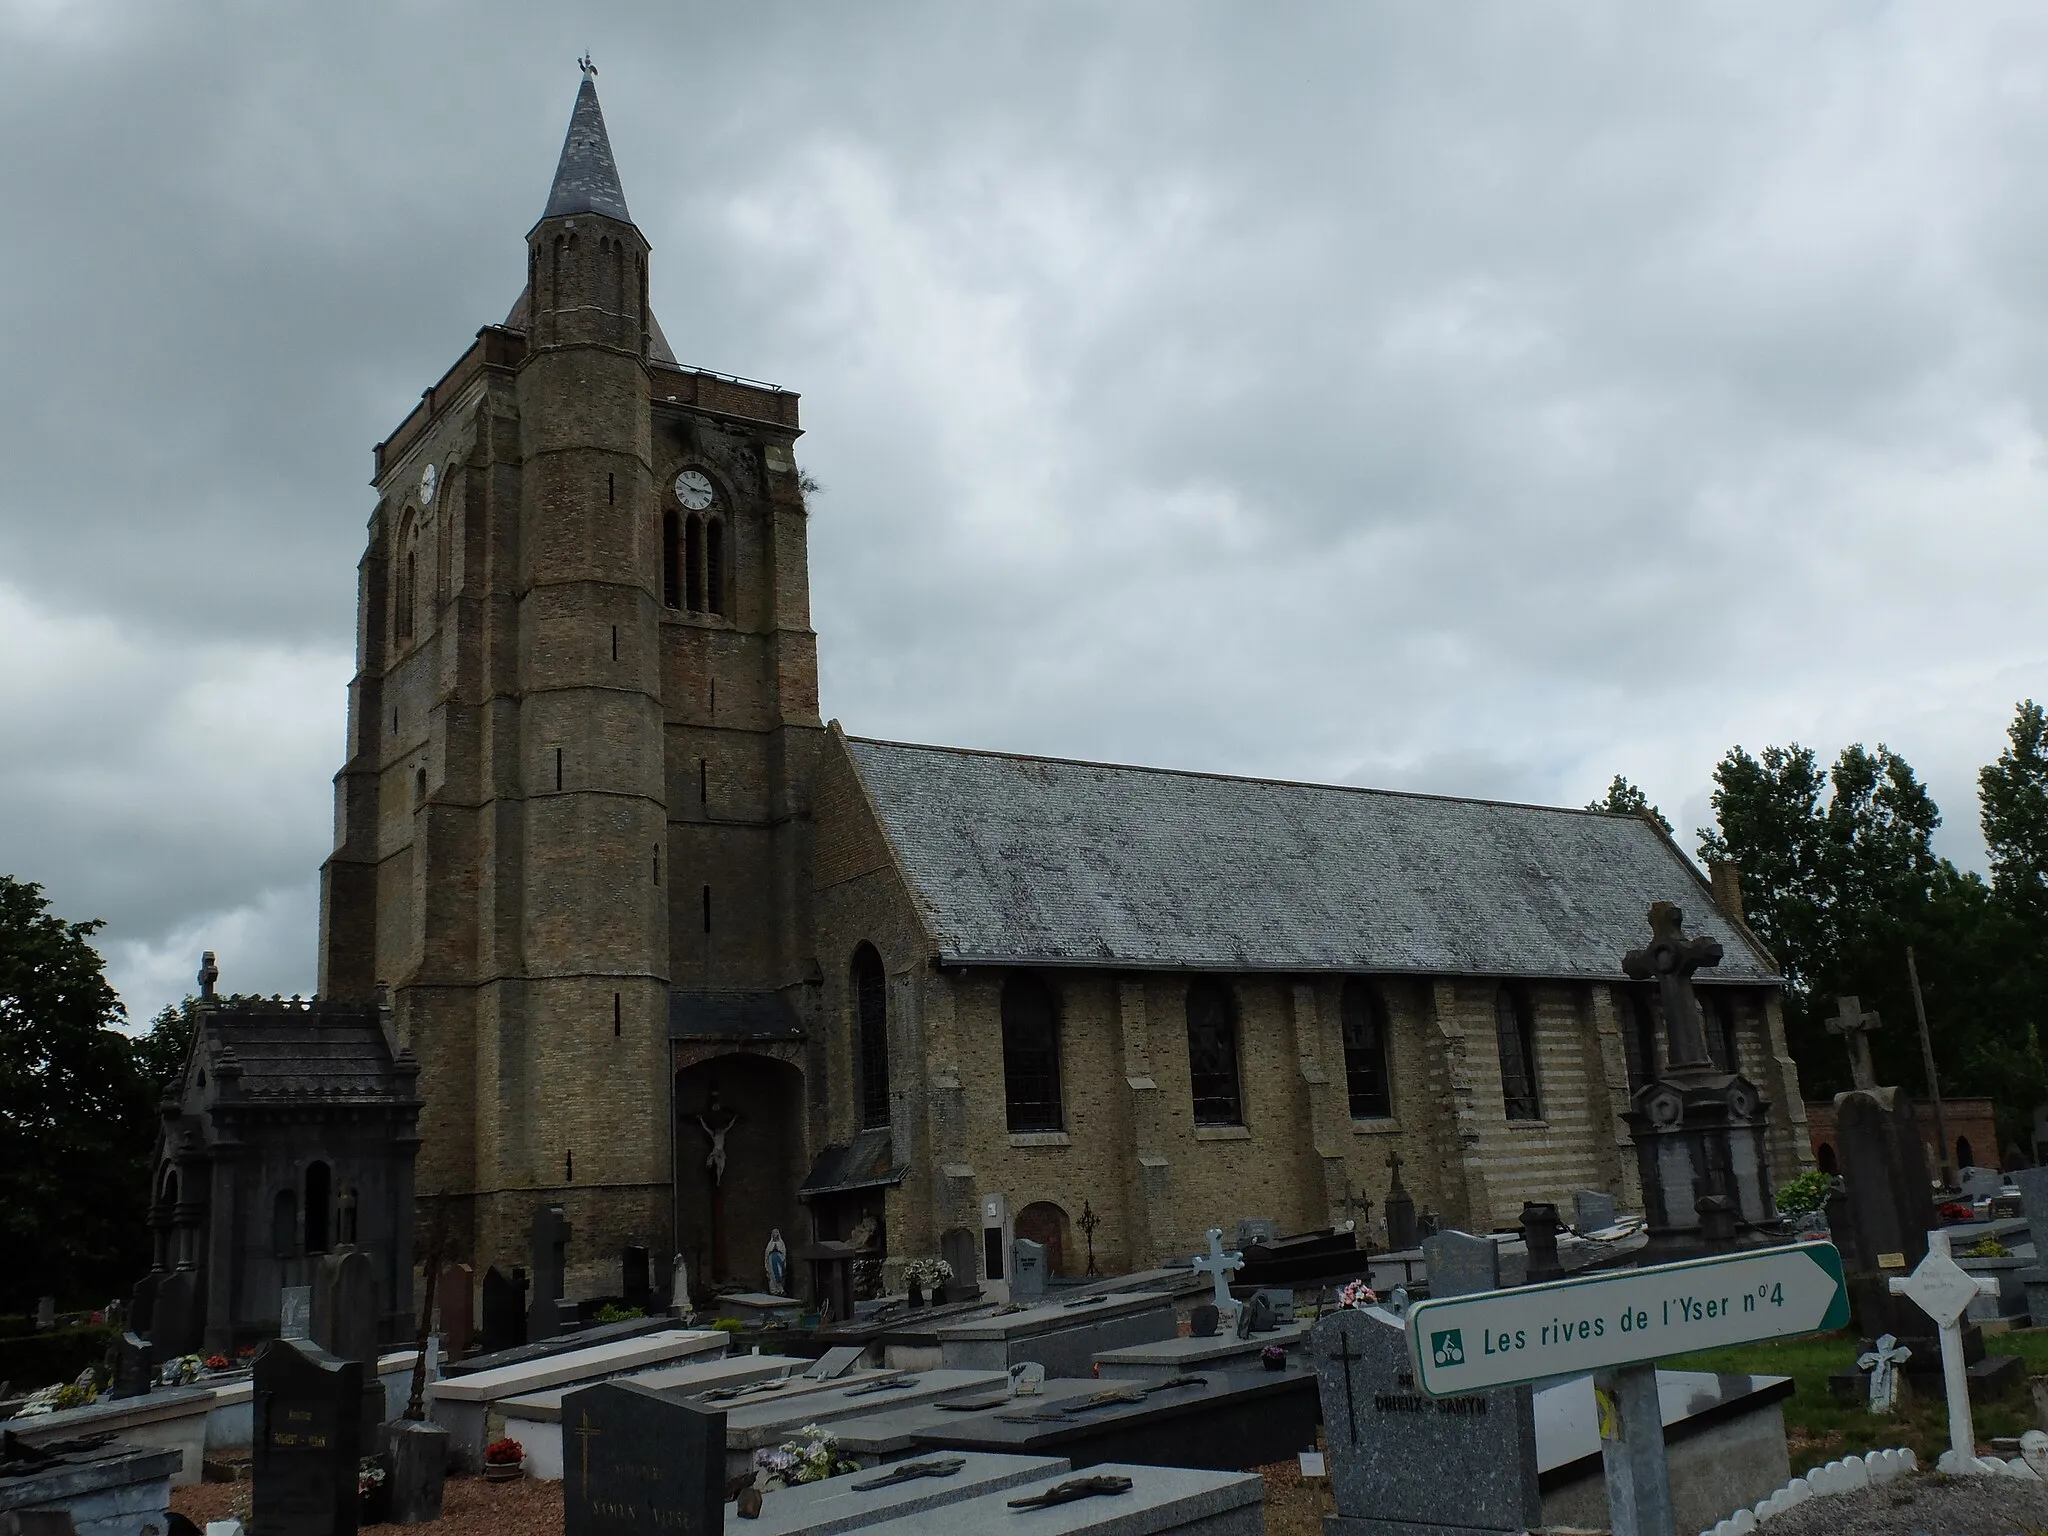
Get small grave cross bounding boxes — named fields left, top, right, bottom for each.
left=1191, top=1228, right=1244, bottom=1315
left=1857, top=1332, right=1911, bottom=1415
left=1079, top=1200, right=1101, bottom=1277
left=1826, top=996, right=1883, bottom=1092
left=1622, top=901, right=1723, bottom=1072
left=1889, top=1230, right=1999, bottom=1471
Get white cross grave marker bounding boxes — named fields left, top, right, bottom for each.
left=1889, top=1230, right=1998, bottom=1472
left=1857, top=1332, right=1910, bottom=1415
left=1191, top=1228, right=1244, bottom=1315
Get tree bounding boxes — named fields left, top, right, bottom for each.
left=134, top=997, right=199, bottom=1093
left=0, top=876, right=155, bottom=1312
left=1980, top=700, right=2048, bottom=938
left=1587, top=774, right=1673, bottom=834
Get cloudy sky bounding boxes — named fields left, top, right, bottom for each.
left=4, top=2, right=2045, bottom=1025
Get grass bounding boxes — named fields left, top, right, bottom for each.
left=1664, top=1327, right=2048, bottom=1463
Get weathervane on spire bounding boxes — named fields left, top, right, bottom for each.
left=578, top=52, right=597, bottom=78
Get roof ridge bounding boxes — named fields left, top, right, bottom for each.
left=842, top=733, right=1645, bottom=824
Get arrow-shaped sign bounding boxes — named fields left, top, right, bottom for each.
left=1405, top=1241, right=1848, bottom=1397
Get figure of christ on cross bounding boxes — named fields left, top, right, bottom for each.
left=1826, top=996, right=1883, bottom=1093
left=1622, top=901, right=1723, bottom=1075
left=694, top=1089, right=741, bottom=1280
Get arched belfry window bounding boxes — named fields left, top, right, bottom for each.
left=395, top=514, right=419, bottom=640
left=1184, top=978, right=1244, bottom=1126
left=1001, top=974, right=1064, bottom=1132
left=1494, top=985, right=1541, bottom=1120
left=661, top=510, right=682, bottom=609
left=852, top=944, right=890, bottom=1128
left=1339, top=979, right=1392, bottom=1119
left=685, top=515, right=705, bottom=613
left=1619, top=985, right=1659, bottom=1092
left=706, top=518, right=727, bottom=616
left=1708, top=992, right=1740, bottom=1074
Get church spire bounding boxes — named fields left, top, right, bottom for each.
left=541, top=60, right=632, bottom=225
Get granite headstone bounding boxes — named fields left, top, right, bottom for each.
left=2015, top=1166, right=2048, bottom=1322
left=148, top=1270, right=203, bottom=1358
left=621, top=1248, right=651, bottom=1314
left=562, top=1380, right=723, bottom=1536
left=1572, top=1190, right=1617, bottom=1234
left=480, top=1266, right=526, bottom=1354
left=530, top=1208, right=572, bottom=1343
left=434, top=1265, right=472, bottom=1358
left=1188, top=1305, right=1220, bottom=1339
left=110, top=1331, right=154, bottom=1399
left=1313, top=1306, right=1539, bottom=1536
left=1422, top=1231, right=1500, bottom=1300
left=1010, top=1239, right=1048, bottom=1302
left=385, top=1421, right=448, bottom=1525
left=310, top=1249, right=382, bottom=1449
left=1234, top=1218, right=1280, bottom=1249
left=1518, top=1203, right=1563, bottom=1283
left=1959, top=1166, right=2006, bottom=1202
left=252, top=1336, right=363, bottom=1536
left=280, top=1286, right=312, bottom=1342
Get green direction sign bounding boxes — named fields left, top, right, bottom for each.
left=1406, top=1241, right=1848, bottom=1398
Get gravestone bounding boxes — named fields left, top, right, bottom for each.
left=34, top=1297, right=55, bottom=1331
left=1384, top=1153, right=1418, bottom=1251
left=2014, top=1165, right=2048, bottom=1322
left=1188, top=1305, right=1219, bottom=1339
left=310, top=1248, right=382, bottom=1449
left=252, top=1337, right=362, bottom=1536
left=1234, top=1218, right=1279, bottom=1249
left=1519, top=1203, right=1563, bottom=1283
left=621, top=1248, right=651, bottom=1314
left=562, top=1380, right=722, bottom=1536
left=1255, top=1287, right=1295, bottom=1324
left=434, top=1265, right=472, bottom=1358
left=1422, top=1231, right=1500, bottom=1299
left=110, top=1331, right=155, bottom=1399
left=1958, top=1166, right=2006, bottom=1202
left=1312, top=1305, right=1539, bottom=1535
left=530, top=1207, right=572, bottom=1342
left=1572, top=1190, right=1617, bottom=1234
left=280, top=1286, right=312, bottom=1342
left=385, top=1420, right=448, bottom=1525
left=149, top=1270, right=203, bottom=1358
left=1010, top=1239, right=1048, bottom=1302
left=480, top=1266, right=526, bottom=1353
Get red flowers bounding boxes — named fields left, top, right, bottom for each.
left=484, top=1438, right=524, bottom=1466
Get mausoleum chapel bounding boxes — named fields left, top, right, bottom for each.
left=316, top=74, right=1812, bottom=1300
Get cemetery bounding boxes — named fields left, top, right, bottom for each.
left=17, top=44, right=2048, bottom=1536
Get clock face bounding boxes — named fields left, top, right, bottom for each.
left=674, top=469, right=715, bottom=511
left=419, top=462, right=437, bottom=506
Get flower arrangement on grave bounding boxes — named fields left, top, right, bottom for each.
left=852, top=1258, right=885, bottom=1300
left=483, top=1437, right=525, bottom=1467
left=1774, top=1169, right=1831, bottom=1216
left=205, top=1354, right=231, bottom=1371
left=12, top=1378, right=97, bottom=1417
left=750, top=1425, right=857, bottom=1489
left=903, top=1258, right=953, bottom=1289
left=1964, top=1235, right=2011, bottom=1258
left=1335, top=1279, right=1379, bottom=1311
left=234, top=1345, right=257, bottom=1361
left=1938, top=1201, right=1975, bottom=1224
left=160, top=1354, right=204, bottom=1387
left=1260, top=1345, right=1287, bottom=1372
left=358, top=1458, right=387, bottom=1499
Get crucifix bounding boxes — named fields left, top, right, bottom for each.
left=1825, top=995, right=1883, bottom=1093
left=1621, top=901, right=1723, bottom=1074
left=1190, top=1228, right=1244, bottom=1316
left=1078, top=1200, right=1101, bottom=1277
left=1858, top=1332, right=1911, bottom=1415
left=1889, top=1230, right=1998, bottom=1472
left=694, top=1089, right=742, bottom=1280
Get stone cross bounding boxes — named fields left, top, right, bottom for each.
left=1622, top=901, right=1722, bottom=1073
left=1857, top=1332, right=1911, bottom=1415
left=1191, top=1228, right=1244, bottom=1315
left=1889, top=1230, right=1999, bottom=1472
left=1826, top=996, right=1883, bottom=1092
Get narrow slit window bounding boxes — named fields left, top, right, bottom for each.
left=652, top=843, right=660, bottom=883
left=613, top=993, right=621, bottom=1037
left=607, top=471, right=615, bottom=505
left=685, top=515, right=705, bottom=612
left=1184, top=978, right=1244, bottom=1126
left=701, top=885, right=711, bottom=933
left=1339, top=979, right=1392, bottom=1119
left=555, top=747, right=563, bottom=792
left=706, top=518, right=726, bottom=616
left=698, top=759, right=707, bottom=806
left=853, top=943, right=890, bottom=1128
left=1495, top=985, right=1541, bottom=1120
left=661, top=510, right=681, bottom=608
left=612, top=625, right=618, bottom=661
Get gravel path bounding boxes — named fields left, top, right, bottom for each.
left=173, top=1473, right=564, bottom=1536
left=1755, top=1470, right=2048, bottom=1536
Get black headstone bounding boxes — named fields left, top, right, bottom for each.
left=530, top=1207, right=572, bottom=1342
left=110, top=1331, right=155, bottom=1399
left=621, top=1248, right=651, bottom=1314
left=253, top=1337, right=363, bottom=1536
left=149, top=1270, right=203, bottom=1358
left=480, top=1266, right=526, bottom=1354
left=385, top=1421, right=448, bottom=1525
left=563, top=1380, right=723, bottom=1536
left=311, top=1249, right=383, bottom=1449
left=129, top=1272, right=163, bottom=1336
left=1519, top=1202, right=1564, bottom=1283
left=1188, top=1304, right=1219, bottom=1339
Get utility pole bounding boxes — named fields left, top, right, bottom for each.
left=1907, top=945, right=1954, bottom=1189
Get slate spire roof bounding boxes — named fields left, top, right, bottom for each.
left=542, top=70, right=632, bottom=224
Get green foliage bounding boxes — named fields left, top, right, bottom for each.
left=592, top=1303, right=645, bottom=1323
left=1964, top=1234, right=2010, bottom=1258
left=0, top=1325, right=118, bottom=1393
left=0, top=876, right=158, bottom=1313
left=1586, top=775, right=1673, bottom=834
left=1980, top=700, right=2048, bottom=937
left=710, top=1316, right=745, bottom=1332
left=1775, top=1169, right=1832, bottom=1215
left=133, top=998, right=198, bottom=1094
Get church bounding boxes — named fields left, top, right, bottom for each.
left=317, top=72, right=1812, bottom=1301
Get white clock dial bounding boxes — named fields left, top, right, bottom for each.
left=674, top=469, right=715, bottom=511
left=419, top=462, right=437, bottom=506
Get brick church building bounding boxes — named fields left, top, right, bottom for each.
left=318, top=72, right=1811, bottom=1299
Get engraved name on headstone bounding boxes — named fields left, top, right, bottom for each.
left=562, top=1380, right=723, bottom=1536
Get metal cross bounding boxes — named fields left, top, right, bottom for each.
left=1825, top=996, right=1883, bottom=1092
left=1079, top=1200, right=1101, bottom=1277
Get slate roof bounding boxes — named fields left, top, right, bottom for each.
left=842, top=736, right=1779, bottom=984
left=541, top=73, right=631, bottom=224
left=798, top=1128, right=907, bottom=1199
left=186, top=998, right=420, bottom=1102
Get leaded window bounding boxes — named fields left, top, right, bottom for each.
left=1001, top=974, right=1064, bottom=1132
left=1185, top=978, right=1244, bottom=1126
left=1339, top=979, right=1392, bottom=1119
left=1708, top=992, right=1740, bottom=1074
left=853, top=944, right=890, bottom=1127
left=1619, top=986, right=1659, bottom=1092
left=1494, top=985, right=1541, bottom=1120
